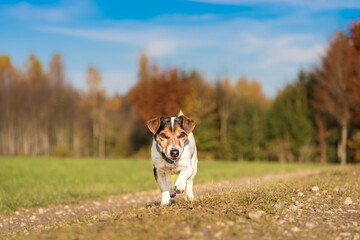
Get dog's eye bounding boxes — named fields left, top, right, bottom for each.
left=160, top=133, right=168, bottom=139
left=178, top=132, right=186, bottom=138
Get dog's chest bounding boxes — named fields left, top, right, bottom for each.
left=152, top=139, right=192, bottom=164
left=159, top=165, right=182, bottom=175
left=152, top=154, right=183, bottom=173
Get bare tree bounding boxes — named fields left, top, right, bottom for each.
left=84, top=65, right=107, bottom=158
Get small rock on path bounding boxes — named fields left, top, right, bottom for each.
left=311, top=186, right=320, bottom=192
left=344, top=197, right=353, bottom=205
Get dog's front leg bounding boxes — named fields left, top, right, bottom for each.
left=186, top=156, right=198, bottom=201
left=174, top=166, right=193, bottom=194
left=156, top=170, right=172, bottom=206
left=185, top=179, right=194, bottom=200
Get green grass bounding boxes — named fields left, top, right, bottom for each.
left=0, top=157, right=326, bottom=213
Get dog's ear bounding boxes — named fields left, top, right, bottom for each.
left=179, top=115, right=196, bottom=134
left=147, top=116, right=162, bottom=134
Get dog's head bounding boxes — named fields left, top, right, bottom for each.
left=147, top=115, right=196, bottom=162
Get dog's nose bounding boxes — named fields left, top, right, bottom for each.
left=170, top=149, right=179, bottom=158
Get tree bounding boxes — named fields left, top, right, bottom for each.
left=0, top=55, right=18, bottom=155
left=314, top=115, right=331, bottom=164
left=216, top=77, right=235, bottom=159
left=267, top=71, right=315, bottom=162
left=314, top=31, right=351, bottom=165
left=183, top=71, right=219, bottom=159
left=229, top=77, right=269, bottom=160
left=128, top=54, right=190, bottom=121
left=83, top=65, right=107, bottom=158
left=49, top=53, right=64, bottom=86
left=348, top=21, right=360, bottom=127
left=48, top=53, right=78, bottom=156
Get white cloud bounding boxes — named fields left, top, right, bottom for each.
left=35, top=26, right=135, bottom=42
left=188, top=0, right=360, bottom=10
left=145, top=41, right=181, bottom=57
left=261, top=43, right=326, bottom=68
left=36, top=26, right=184, bottom=57
left=237, top=33, right=326, bottom=68
left=2, top=0, right=97, bottom=22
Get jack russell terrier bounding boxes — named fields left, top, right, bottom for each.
left=147, top=110, right=198, bottom=206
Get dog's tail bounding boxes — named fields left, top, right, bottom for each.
left=178, top=109, right=184, bottom=117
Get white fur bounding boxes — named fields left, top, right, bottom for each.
left=170, top=117, right=175, bottom=132
left=151, top=114, right=198, bottom=205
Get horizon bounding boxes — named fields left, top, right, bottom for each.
left=1, top=0, right=359, bottom=98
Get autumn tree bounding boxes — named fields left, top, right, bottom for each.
left=228, top=77, right=269, bottom=160
left=314, top=31, right=351, bottom=165
left=49, top=53, right=65, bottom=86
left=48, top=53, right=77, bottom=156
left=128, top=54, right=190, bottom=121
left=215, top=77, right=235, bottom=158
left=314, top=115, right=331, bottom=164
left=25, top=54, right=51, bottom=155
left=82, top=65, right=107, bottom=158
left=0, top=55, right=18, bottom=155
left=183, top=71, right=219, bottom=159
left=348, top=21, right=360, bottom=126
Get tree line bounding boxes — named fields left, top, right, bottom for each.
left=0, top=21, right=360, bottom=164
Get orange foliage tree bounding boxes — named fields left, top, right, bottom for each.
left=128, top=54, right=191, bottom=121
left=231, top=76, right=270, bottom=160
left=314, top=31, right=352, bottom=165
left=348, top=21, right=360, bottom=126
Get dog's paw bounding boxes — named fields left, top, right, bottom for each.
left=160, top=199, right=175, bottom=206
left=174, top=183, right=185, bottom=194
left=185, top=193, right=195, bottom=201
left=170, top=190, right=176, bottom=198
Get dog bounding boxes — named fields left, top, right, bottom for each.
left=147, top=110, right=198, bottom=206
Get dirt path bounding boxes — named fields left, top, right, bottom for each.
left=0, top=169, right=323, bottom=234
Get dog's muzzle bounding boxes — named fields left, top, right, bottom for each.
left=155, top=141, right=178, bottom=165
left=170, top=149, right=179, bottom=158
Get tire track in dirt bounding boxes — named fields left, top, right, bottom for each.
left=0, top=169, right=324, bottom=234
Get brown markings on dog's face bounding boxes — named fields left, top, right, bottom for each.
left=147, top=116, right=196, bottom=161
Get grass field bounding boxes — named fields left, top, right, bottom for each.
left=0, top=157, right=326, bottom=213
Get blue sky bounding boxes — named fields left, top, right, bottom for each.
left=1, top=0, right=359, bottom=98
